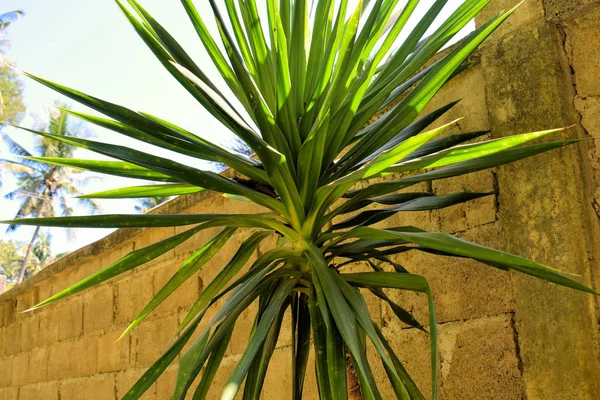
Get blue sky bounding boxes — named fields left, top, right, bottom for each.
left=0, top=0, right=235, bottom=253
left=0, top=0, right=472, bottom=255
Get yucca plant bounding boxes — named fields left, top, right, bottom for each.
left=3, top=0, right=598, bottom=399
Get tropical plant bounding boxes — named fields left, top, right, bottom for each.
left=1, top=106, right=99, bottom=284
left=0, top=239, right=26, bottom=286
left=32, top=231, right=53, bottom=268
left=3, top=0, right=598, bottom=399
left=0, top=64, right=25, bottom=124
left=0, top=234, right=53, bottom=290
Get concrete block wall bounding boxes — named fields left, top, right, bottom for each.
left=1, top=0, right=599, bottom=399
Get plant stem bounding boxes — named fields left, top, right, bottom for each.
left=347, top=352, right=362, bottom=400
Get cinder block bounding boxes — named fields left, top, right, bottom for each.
left=439, top=315, right=525, bottom=399
left=116, top=369, right=156, bottom=399
left=0, top=302, right=16, bottom=327
left=47, top=341, right=72, bottom=380
left=199, top=232, right=251, bottom=285
left=544, top=0, right=600, bottom=22
left=26, top=347, right=48, bottom=383
left=132, top=313, right=178, bottom=368
left=575, top=96, right=600, bottom=155
left=422, top=63, right=491, bottom=134
left=481, top=21, right=578, bottom=136
left=383, top=223, right=514, bottom=325
left=20, top=314, right=40, bottom=352
left=261, top=347, right=294, bottom=400
left=343, top=262, right=383, bottom=326
left=56, top=258, right=101, bottom=292
left=573, top=96, right=600, bottom=211
left=203, top=354, right=241, bottom=400
left=564, top=7, right=600, bottom=98
left=115, top=270, right=154, bottom=325
left=49, top=273, right=68, bottom=298
left=475, top=0, right=545, bottom=43
left=227, top=302, right=257, bottom=356
left=10, top=352, right=29, bottom=386
left=37, top=307, right=59, bottom=347
left=16, top=289, right=39, bottom=314
left=373, top=183, right=438, bottom=233
left=100, top=241, right=136, bottom=269
left=131, top=227, right=174, bottom=254
left=71, top=336, right=98, bottom=377
left=0, top=357, right=13, bottom=387
left=18, top=381, right=58, bottom=400
left=432, top=170, right=497, bottom=233
left=36, top=279, right=57, bottom=303
left=57, top=299, right=83, bottom=341
left=379, top=320, right=438, bottom=399
left=155, top=365, right=176, bottom=399
left=173, top=226, right=221, bottom=259
left=0, top=387, right=18, bottom=400
left=179, top=297, right=227, bottom=356
left=0, top=328, right=5, bottom=358
left=275, top=308, right=292, bottom=349
left=133, top=228, right=181, bottom=267
left=378, top=314, right=527, bottom=399
left=5, top=322, right=21, bottom=356
left=59, top=374, right=115, bottom=400
left=151, top=258, right=201, bottom=315
left=175, top=194, right=219, bottom=216
left=83, top=285, right=114, bottom=334
left=97, top=329, right=130, bottom=373
left=257, top=233, right=278, bottom=257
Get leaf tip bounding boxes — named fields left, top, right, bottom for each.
left=116, top=329, right=131, bottom=342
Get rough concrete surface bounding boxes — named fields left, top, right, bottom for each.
left=482, top=15, right=600, bottom=400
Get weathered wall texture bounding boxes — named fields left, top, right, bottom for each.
left=1, top=0, right=600, bottom=399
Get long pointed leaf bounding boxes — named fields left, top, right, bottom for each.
left=23, top=157, right=177, bottom=182
left=341, top=271, right=438, bottom=399
left=78, top=183, right=203, bottom=199
left=28, top=223, right=208, bottom=310
left=175, top=231, right=273, bottom=336
left=120, top=227, right=237, bottom=338
left=345, top=227, right=599, bottom=295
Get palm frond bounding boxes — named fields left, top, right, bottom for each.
left=0, top=11, right=24, bottom=25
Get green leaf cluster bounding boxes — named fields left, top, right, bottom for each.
left=4, top=1, right=597, bottom=399
left=0, top=237, right=51, bottom=287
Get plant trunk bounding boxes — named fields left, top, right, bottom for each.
left=16, top=225, right=40, bottom=284
left=347, top=353, right=362, bottom=400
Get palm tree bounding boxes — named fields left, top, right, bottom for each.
left=32, top=232, right=53, bottom=270
left=0, top=239, right=25, bottom=285
left=4, top=1, right=598, bottom=399
left=134, top=196, right=170, bottom=213
left=1, top=106, right=99, bottom=284
left=0, top=10, right=24, bottom=54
